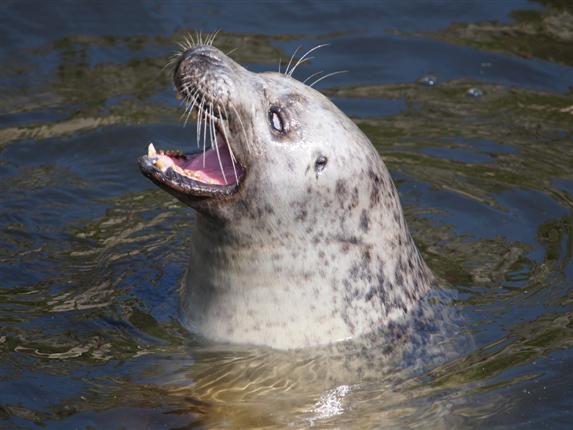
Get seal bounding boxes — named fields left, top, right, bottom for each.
left=138, top=41, right=435, bottom=350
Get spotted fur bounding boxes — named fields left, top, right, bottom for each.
left=168, top=46, right=436, bottom=350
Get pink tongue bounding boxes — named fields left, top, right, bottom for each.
left=183, top=144, right=241, bottom=185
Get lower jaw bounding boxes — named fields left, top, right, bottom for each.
left=138, top=152, right=243, bottom=205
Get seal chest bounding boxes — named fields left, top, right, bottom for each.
left=139, top=42, right=434, bottom=350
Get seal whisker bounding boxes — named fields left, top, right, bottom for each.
left=202, top=97, right=209, bottom=166
left=188, top=33, right=196, bottom=48
left=207, top=29, right=221, bottom=46
left=188, top=86, right=201, bottom=106
left=180, top=83, right=194, bottom=101
left=303, top=71, right=324, bottom=85
left=285, top=46, right=301, bottom=76
left=309, top=70, right=348, bottom=88
left=183, top=106, right=193, bottom=127
left=225, top=47, right=240, bottom=57
left=208, top=104, right=215, bottom=150
left=196, top=97, right=205, bottom=149
left=181, top=77, right=198, bottom=94
left=229, top=102, right=252, bottom=154
left=210, top=105, right=228, bottom=184
left=179, top=34, right=190, bottom=52
left=181, top=100, right=192, bottom=125
left=288, top=44, right=329, bottom=77
left=188, top=33, right=197, bottom=49
left=183, top=89, right=200, bottom=127
left=186, top=86, right=199, bottom=104
left=289, top=57, right=316, bottom=76
left=179, top=89, right=193, bottom=120
left=163, top=53, right=182, bottom=73
left=154, top=53, right=186, bottom=89
left=219, top=106, right=239, bottom=184
left=176, top=40, right=187, bottom=52
left=179, top=93, right=190, bottom=119
left=179, top=33, right=195, bottom=52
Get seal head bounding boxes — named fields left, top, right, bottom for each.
left=139, top=44, right=434, bottom=350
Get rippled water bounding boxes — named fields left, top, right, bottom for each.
left=1, top=1, right=572, bottom=428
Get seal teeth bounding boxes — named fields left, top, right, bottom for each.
left=155, top=157, right=170, bottom=172
left=148, top=143, right=157, bottom=157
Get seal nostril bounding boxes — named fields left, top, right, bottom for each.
left=196, top=52, right=219, bottom=63
left=315, top=155, right=327, bottom=175
left=181, top=46, right=222, bottom=64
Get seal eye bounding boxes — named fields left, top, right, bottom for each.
left=315, top=155, right=327, bottom=174
left=269, top=108, right=285, bottom=133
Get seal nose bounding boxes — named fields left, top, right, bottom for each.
left=173, top=43, right=238, bottom=107
left=179, top=45, right=223, bottom=67
left=175, top=45, right=226, bottom=86
left=174, top=45, right=228, bottom=97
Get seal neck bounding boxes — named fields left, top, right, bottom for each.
left=182, top=211, right=432, bottom=349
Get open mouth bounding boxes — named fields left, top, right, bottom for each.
left=138, top=91, right=246, bottom=202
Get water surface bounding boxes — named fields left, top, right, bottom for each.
left=1, top=0, right=572, bottom=428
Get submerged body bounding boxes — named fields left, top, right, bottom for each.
left=139, top=41, right=435, bottom=350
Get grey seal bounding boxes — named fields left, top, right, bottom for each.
left=138, top=41, right=435, bottom=350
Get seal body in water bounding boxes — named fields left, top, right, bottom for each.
left=139, top=42, right=435, bottom=350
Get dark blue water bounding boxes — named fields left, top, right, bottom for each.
left=1, top=1, right=572, bottom=428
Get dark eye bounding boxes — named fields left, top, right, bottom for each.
left=315, top=155, right=327, bottom=174
left=269, top=108, right=285, bottom=133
